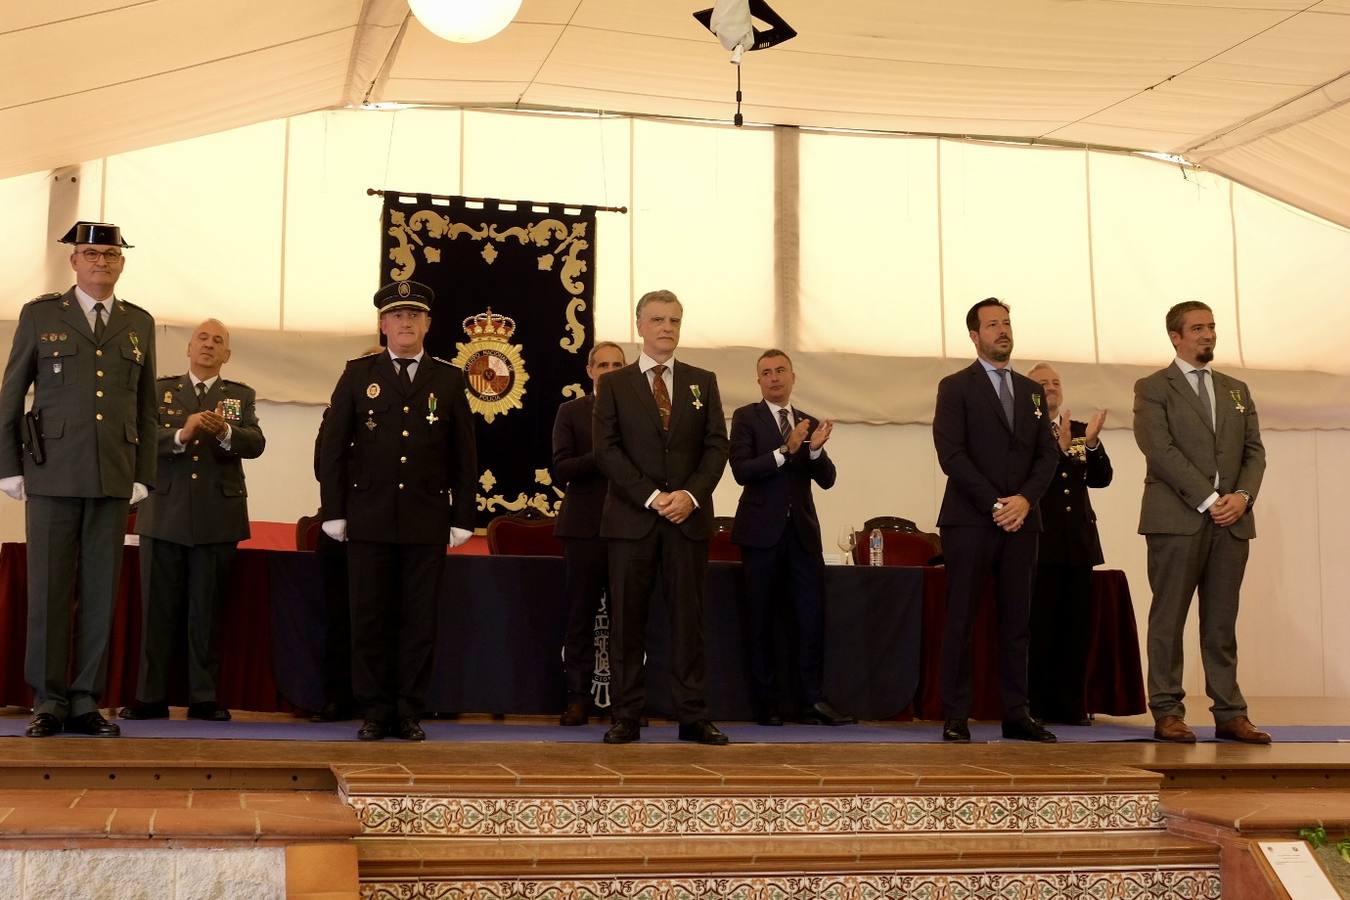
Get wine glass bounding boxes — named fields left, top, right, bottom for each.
left=835, top=525, right=857, bottom=565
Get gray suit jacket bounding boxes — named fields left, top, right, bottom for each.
left=0, top=288, right=158, bottom=498
left=135, top=375, right=266, bottom=546
left=1133, top=362, right=1265, bottom=539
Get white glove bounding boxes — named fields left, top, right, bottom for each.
left=448, top=527, right=473, bottom=548
left=321, top=519, right=348, bottom=542
left=130, top=482, right=149, bottom=505
left=0, top=475, right=26, bottom=502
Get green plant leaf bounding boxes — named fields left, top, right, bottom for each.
left=1300, top=826, right=1328, bottom=848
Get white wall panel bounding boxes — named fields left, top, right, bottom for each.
left=1090, top=154, right=1235, bottom=367
left=631, top=120, right=774, bottom=349
left=798, top=134, right=942, bottom=357
left=939, top=142, right=1094, bottom=363
left=0, top=171, right=53, bottom=317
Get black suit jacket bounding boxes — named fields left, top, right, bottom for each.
left=728, top=401, right=835, bottom=550
left=319, top=352, right=477, bottom=544
left=593, top=360, right=728, bottom=542
left=552, top=394, right=606, bottom=539
left=933, top=361, right=1059, bottom=529
left=1038, top=420, right=1112, bottom=566
left=136, top=375, right=266, bottom=546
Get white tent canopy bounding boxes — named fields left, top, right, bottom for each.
left=5, top=1, right=1350, bottom=227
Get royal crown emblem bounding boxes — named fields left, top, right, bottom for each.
left=451, top=308, right=529, bottom=423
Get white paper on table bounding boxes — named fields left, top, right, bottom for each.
left=1256, top=841, right=1338, bottom=900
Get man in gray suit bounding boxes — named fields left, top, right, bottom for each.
left=0, top=222, right=158, bottom=738
left=121, top=319, right=265, bottom=724
left=1133, top=300, right=1270, bottom=744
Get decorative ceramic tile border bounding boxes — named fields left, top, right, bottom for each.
left=347, top=791, right=1163, bottom=837
left=361, top=867, right=1221, bottom=899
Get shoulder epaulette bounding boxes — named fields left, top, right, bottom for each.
left=29, top=292, right=63, bottom=303
left=221, top=378, right=251, bottom=389
left=116, top=298, right=149, bottom=314
left=156, top=374, right=182, bottom=383
left=431, top=355, right=456, bottom=366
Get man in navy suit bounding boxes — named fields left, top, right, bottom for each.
left=593, top=290, right=730, bottom=745
left=552, top=340, right=626, bottom=725
left=729, top=349, right=854, bottom=727
left=932, top=298, right=1060, bottom=743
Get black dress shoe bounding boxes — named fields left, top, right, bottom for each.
left=1002, top=717, right=1057, bottom=742
left=559, top=701, right=589, bottom=726
left=187, top=702, right=231, bottom=722
left=942, top=718, right=970, bottom=742
left=396, top=718, right=425, bottom=741
left=678, top=720, right=730, bottom=745
left=357, top=719, right=387, bottom=741
left=66, top=711, right=120, bottom=737
left=603, top=718, right=641, bottom=744
left=799, top=700, right=858, bottom=726
left=118, top=701, right=170, bottom=720
left=756, top=713, right=784, bottom=727
left=25, top=713, right=61, bottom=738
left=310, top=701, right=353, bottom=723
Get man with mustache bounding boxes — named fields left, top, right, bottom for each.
left=932, top=298, right=1059, bottom=743
left=0, top=221, right=158, bottom=738
left=1133, top=301, right=1270, bottom=744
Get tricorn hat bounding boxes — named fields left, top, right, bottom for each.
left=59, top=221, right=133, bottom=248
left=373, top=281, right=434, bottom=314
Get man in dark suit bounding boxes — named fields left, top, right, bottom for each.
left=729, top=349, right=854, bottom=727
left=1025, top=363, right=1111, bottom=727
left=593, top=289, right=730, bottom=745
left=932, top=298, right=1060, bottom=743
left=319, top=281, right=478, bottom=741
left=0, top=222, right=157, bottom=739
left=1133, top=301, right=1269, bottom=744
left=552, top=340, right=627, bottom=725
left=119, top=319, right=265, bottom=724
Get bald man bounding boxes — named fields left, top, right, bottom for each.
left=122, top=320, right=265, bottom=723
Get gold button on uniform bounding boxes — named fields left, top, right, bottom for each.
left=402, top=430, right=409, bottom=437
left=400, top=456, right=407, bottom=463
left=1065, top=505, right=1072, bottom=511
left=398, top=483, right=405, bottom=490
left=96, top=390, right=104, bottom=397
left=403, top=406, right=410, bottom=413
left=1063, top=488, right=1070, bottom=494
left=1060, top=472, right=1068, bottom=479
left=192, top=455, right=200, bottom=462
left=95, top=413, right=103, bottom=421
left=192, top=473, right=199, bottom=480
left=96, top=349, right=103, bottom=357
left=96, top=370, right=104, bottom=377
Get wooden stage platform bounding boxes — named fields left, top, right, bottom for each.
left=3, top=700, right=1349, bottom=899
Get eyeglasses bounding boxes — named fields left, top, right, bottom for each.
left=79, top=249, right=124, bottom=263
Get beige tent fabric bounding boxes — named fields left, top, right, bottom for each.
left=6, top=2, right=1350, bottom=226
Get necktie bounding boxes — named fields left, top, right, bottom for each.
left=195, top=382, right=208, bottom=411
left=1194, top=369, right=1214, bottom=429
left=650, top=364, right=671, bottom=430
left=778, top=408, right=791, bottom=441
left=92, top=302, right=106, bottom=342
left=395, top=357, right=414, bottom=392
left=997, top=369, right=1014, bottom=427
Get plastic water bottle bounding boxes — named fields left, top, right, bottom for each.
left=869, top=528, right=884, bottom=567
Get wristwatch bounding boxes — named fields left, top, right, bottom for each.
left=1234, top=489, right=1253, bottom=506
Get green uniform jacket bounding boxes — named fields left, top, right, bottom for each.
left=0, top=288, right=158, bottom=498
left=135, top=375, right=266, bottom=546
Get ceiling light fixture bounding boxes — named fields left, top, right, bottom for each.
left=408, top=0, right=523, bottom=43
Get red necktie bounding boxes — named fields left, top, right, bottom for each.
left=651, top=364, right=671, bottom=430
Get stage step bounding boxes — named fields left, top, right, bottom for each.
left=355, top=831, right=1221, bottom=898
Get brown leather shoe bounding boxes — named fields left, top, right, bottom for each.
left=1214, top=715, right=1272, bottom=745
left=1153, top=715, right=1197, bottom=743
left=559, top=701, right=588, bottom=726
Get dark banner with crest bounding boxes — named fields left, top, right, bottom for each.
left=381, top=193, right=596, bottom=529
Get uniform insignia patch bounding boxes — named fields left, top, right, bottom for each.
left=164, top=390, right=174, bottom=404
left=221, top=398, right=242, bottom=421
left=367, top=383, right=381, bottom=399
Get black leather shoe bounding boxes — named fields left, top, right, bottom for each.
left=1002, top=717, right=1057, bottom=742
left=603, top=718, right=641, bottom=744
left=310, top=701, right=353, bottom=723
left=25, top=713, right=61, bottom=738
left=559, top=701, right=589, bottom=726
left=118, top=701, right=170, bottom=720
left=396, top=718, right=426, bottom=741
left=678, top=720, right=730, bottom=745
left=942, top=718, right=970, bottom=742
left=357, top=719, right=387, bottom=741
left=187, top=702, right=231, bottom=722
left=799, top=700, right=858, bottom=726
left=756, top=713, right=784, bottom=727
left=65, top=711, right=120, bottom=737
